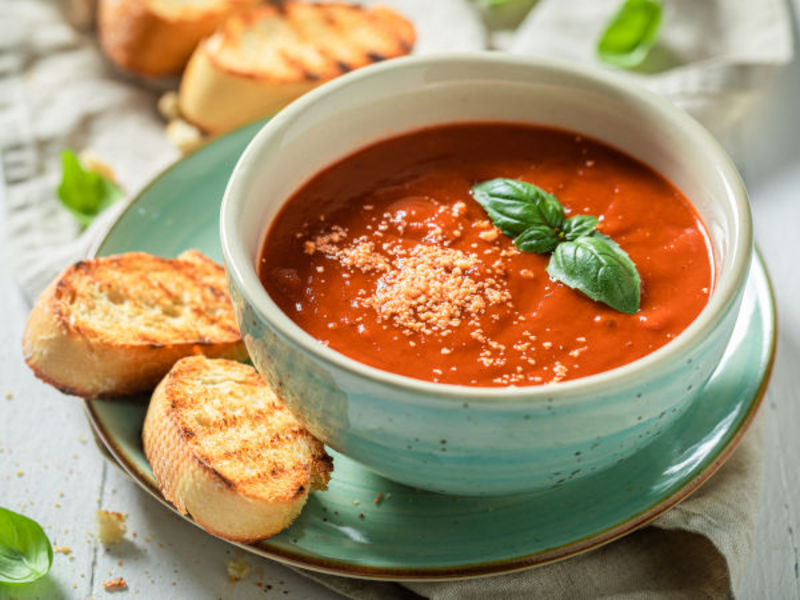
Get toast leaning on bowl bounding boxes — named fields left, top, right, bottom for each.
left=178, top=2, right=416, bottom=134
left=23, top=250, right=247, bottom=399
left=143, top=356, right=333, bottom=542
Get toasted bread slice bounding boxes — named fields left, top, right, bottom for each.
left=98, top=0, right=261, bottom=77
left=178, top=2, right=416, bottom=133
left=143, top=356, right=333, bottom=542
left=23, top=250, right=247, bottom=399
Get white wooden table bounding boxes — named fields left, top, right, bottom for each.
left=3, top=16, right=800, bottom=600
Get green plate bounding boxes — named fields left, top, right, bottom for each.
left=84, top=121, right=776, bottom=581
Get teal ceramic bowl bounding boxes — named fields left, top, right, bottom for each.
left=221, top=54, right=753, bottom=496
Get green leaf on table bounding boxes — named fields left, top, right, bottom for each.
left=57, top=149, right=124, bottom=227
left=0, top=507, right=53, bottom=585
left=471, top=177, right=641, bottom=314
left=547, top=233, right=641, bottom=314
left=597, top=0, right=663, bottom=69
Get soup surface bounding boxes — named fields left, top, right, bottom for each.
left=259, top=124, right=713, bottom=387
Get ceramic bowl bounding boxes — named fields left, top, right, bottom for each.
left=221, top=53, right=753, bottom=496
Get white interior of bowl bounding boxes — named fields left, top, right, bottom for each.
left=221, top=53, right=752, bottom=399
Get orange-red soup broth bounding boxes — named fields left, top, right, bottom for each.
left=259, top=124, right=713, bottom=387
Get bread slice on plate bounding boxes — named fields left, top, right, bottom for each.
left=143, top=356, right=333, bottom=542
left=98, top=0, right=261, bottom=77
left=178, top=2, right=416, bottom=134
left=23, top=250, right=247, bottom=399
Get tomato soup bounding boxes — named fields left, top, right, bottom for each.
left=259, top=124, right=713, bottom=387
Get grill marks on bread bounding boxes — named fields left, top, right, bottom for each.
left=178, top=2, right=415, bottom=133
left=23, top=250, right=247, bottom=398
left=207, top=3, right=415, bottom=82
left=144, top=357, right=333, bottom=541
left=55, top=252, right=240, bottom=346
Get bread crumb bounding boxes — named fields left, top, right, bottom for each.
left=157, top=91, right=181, bottom=120
left=54, top=545, right=72, bottom=555
left=15, top=470, right=23, bottom=477
left=4, top=392, right=12, bottom=400
left=374, top=493, right=383, bottom=505
left=103, top=577, right=127, bottom=592
left=166, top=118, right=204, bottom=154
left=226, top=556, right=251, bottom=582
left=97, top=510, right=127, bottom=545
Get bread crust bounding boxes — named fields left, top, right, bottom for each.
left=98, top=0, right=260, bottom=77
left=22, top=251, right=248, bottom=399
left=178, top=2, right=416, bottom=133
left=142, top=357, right=333, bottom=542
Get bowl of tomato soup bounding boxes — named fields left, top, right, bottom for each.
left=221, top=54, right=752, bottom=496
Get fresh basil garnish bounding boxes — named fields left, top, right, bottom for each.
left=562, top=215, right=600, bottom=240
left=57, top=149, right=124, bottom=227
left=514, top=224, right=561, bottom=254
left=0, top=507, right=53, bottom=585
left=548, top=234, right=641, bottom=314
left=472, top=178, right=564, bottom=236
left=597, top=0, right=663, bottom=70
left=470, top=178, right=641, bottom=314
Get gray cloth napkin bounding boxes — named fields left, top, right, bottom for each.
left=0, top=0, right=788, bottom=597
left=301, top=415, right=765, bottom=599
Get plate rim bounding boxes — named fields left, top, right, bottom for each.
left=82, top=125, right=777, bottom=582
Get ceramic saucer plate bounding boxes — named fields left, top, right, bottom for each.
left=84, top=121, right=776, bottom=581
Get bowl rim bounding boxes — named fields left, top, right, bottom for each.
left=220, top=52, right=753, bottom=402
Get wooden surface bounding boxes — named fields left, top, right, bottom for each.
left=3, top=12, right=800, bottom=600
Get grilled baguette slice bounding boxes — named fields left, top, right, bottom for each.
left=143, top=356, right=333, bottom=542
left=178, top=2, right=416, bottom=134
left=23, top=250, right=247, bottom=399
left=98, top=0, right=261, bottom=77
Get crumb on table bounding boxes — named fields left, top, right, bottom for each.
left=97, top=510, right=127, bottom=545
left=102, top=577, right=127, bottom=592
left=226, top=556, right=251, bottom=582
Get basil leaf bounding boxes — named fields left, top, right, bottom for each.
left=563, top=215, right=599, bottom=240
left=0, top=507, right=53, bottom=585
left=547, top=233, right=640, bottom=314
left=471, top=178, right=564, bottom=237
left=597, top=0, right=663, bottom=69
left=515, top=224, right=561, bottom=254
left=57, top=149, right=124, bottom=227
